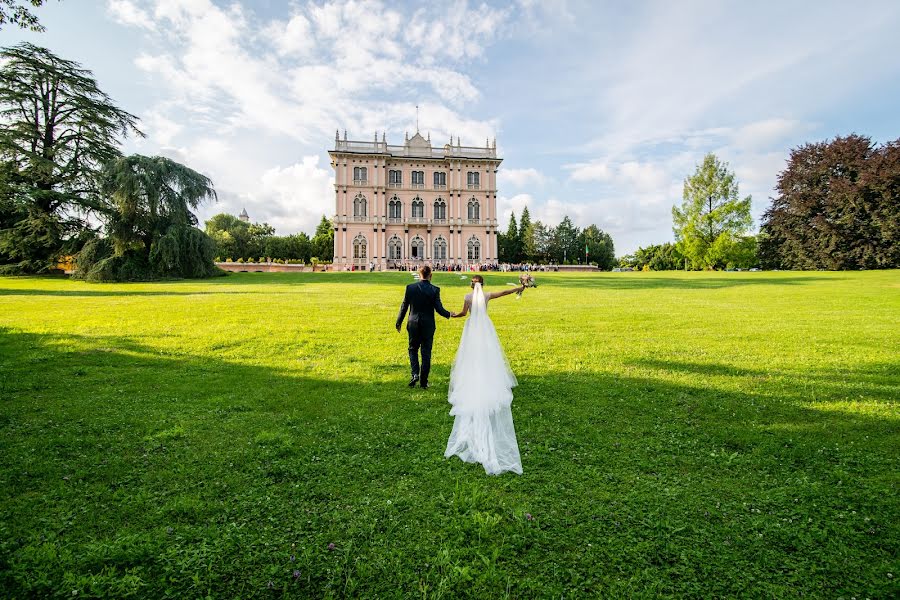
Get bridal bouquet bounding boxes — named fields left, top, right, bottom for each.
left=517, top=273, right=537, bottom=298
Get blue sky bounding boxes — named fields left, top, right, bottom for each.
left=5, top=0, right=900, bottom=254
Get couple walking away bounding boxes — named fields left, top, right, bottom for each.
left=396, top=265, right=525, bottom=475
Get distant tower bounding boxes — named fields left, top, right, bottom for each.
left=239, top=208, right=250, bottom=223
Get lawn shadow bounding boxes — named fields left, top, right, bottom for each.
left=628, top=357, right=900, bottom=407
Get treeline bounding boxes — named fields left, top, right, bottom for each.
left=619, top=240, right=757, bottom=271
left=633, top=136, right=898, bottom=271
left=205, top=213, right=334, bottom=262
left=497, top=207, right=616, bottom=269
left=0, top=44, right=219, bottom=281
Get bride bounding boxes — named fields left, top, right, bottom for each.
left=445, top=275, right=526, bottom=475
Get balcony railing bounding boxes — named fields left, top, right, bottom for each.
left=467, top=183, right=480, bottom=190
left=468, top=218, right=481, bottom=224
left=432, top=218, right=447, bottom=225
left=388, top=217, right=403, bottom=223
left=408, top=217, right=426, bottom=224
left=388, top=182, right=401, bottom=188
left=353, top=179, right=368, bottom=186
left=433, top=184, right=447, bottom=190
left=352, top=215, right=367, bottom=222
left=411, top=183, right=425, bottom=189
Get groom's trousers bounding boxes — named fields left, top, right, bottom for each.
left=407, top=325, right=434, bottom=384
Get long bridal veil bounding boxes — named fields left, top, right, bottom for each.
left=445, top=283, right=522, bottom=475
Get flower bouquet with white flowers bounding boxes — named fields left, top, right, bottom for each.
left=516, top=273, right=536, bottom=298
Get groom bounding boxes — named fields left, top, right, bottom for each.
left=396, top=265, right=453, bottom=389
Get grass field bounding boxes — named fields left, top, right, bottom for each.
left=1, top=270, right=898, bottom=598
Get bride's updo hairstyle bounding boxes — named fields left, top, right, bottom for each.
left=470, top=275, right=484, bottom=288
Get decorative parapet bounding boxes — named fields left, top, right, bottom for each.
left=332, top=132, right=499, bottom=160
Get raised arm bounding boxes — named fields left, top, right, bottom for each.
left=487, top=285, right=525, bottom=301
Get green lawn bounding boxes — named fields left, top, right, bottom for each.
left=1, top=270, right=898, bottom=598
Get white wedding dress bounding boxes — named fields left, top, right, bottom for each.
left=444, top=283, right=522, bottom=475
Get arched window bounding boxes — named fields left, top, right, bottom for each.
left=388, top=235, right=402, bottom=260
left=467, top=198, right=480, bottom=221
left=410, top=235, right=425, bottom=260
left=353, top=166, right=367, bottom=183
left=388, top=169, right=402, bottom=186
left=467, top=236, right=481, bottom=261
left=353, top=193, right=367, bottom=218
left=433, top=236, right=447, bottom=260
left=433, top=197, right=446, bottom=221
left=411, top=196, right=424, bottom=219
left=388, top=195, right=402, bottom=220
left=352, top=234, right=367, bottom=259
left=466, top=171, right=480, bottom=188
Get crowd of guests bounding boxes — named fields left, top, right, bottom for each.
left=344, top=262, right=567, bottom=272
left=392, top=262, right=559, bottom=272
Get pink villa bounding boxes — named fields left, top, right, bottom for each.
left=329, top=130, right=501, bottom=270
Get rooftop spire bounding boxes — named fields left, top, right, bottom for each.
left=415, top=104, right=419, bottom=133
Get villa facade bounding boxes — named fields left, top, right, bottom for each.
left=329, top=130, right=501, bottom=270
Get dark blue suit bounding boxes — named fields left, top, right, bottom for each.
left=396, top=279, right=451, bottom=385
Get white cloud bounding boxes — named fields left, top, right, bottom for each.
left=499, top=168, right=546, bottom=189
left=188, top=155, right=333, bottom=236
left=123, top=0, right=508, bottom=145
left=107, top=0, right=155, bottom=29
left=729, top=118, right=812, bottom=151
left=265, top=13, right=314, bottom=58
left=496, top=193, right=534, bottom=227
left=242, top=157, right=334, bottom=234
left=141, top=110, right=182, bottom=146
left=567, top=159, right=672, bottom=195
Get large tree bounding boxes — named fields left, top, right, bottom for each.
left=75, top=154, right=218, bottom=281
left=0, top=43, right=142, bottom=272
left=518, top=206, right=534, bottom=263
left=553, top=215, right=580, bottom=263
left=760, top=135, right=899, bottom=270
left=579, top=224, right=616, bottom=270
left=311, top=215, right=334, bottom=261
left=499, top=211, right=519, bottom=263
left=673, top=153, right=752, bottom=269
left=531, top=220, right=552, bottom=264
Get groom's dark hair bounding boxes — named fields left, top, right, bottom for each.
left=418, top=265, right=432, bottom=279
